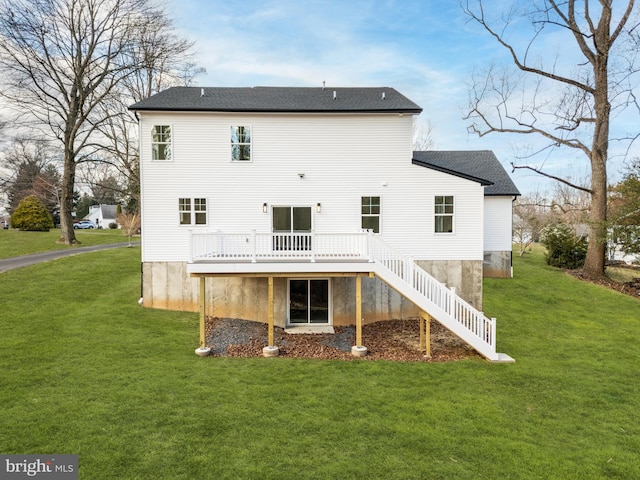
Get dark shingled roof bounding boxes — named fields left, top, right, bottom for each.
left=129, top=86, right=422, bottom=114
left=412, top=150, right=521, bottom=197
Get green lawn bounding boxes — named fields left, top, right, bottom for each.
left=0, top=247, right=638, bottom=479
left=0, top=228, right=133, bottom=258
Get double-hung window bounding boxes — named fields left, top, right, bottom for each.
left=231, top=126, right=251, bottom=161
left=434, top=195, right=454, bottom=233
left=179, top=198, right=207, bottom=225
left=151, top=125, right=171, bottom=161
left=361, top=196, right=380, bottom=233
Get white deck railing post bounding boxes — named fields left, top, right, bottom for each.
left=251, top=230, right=257, bottom=263
left=189, top=230, right=194, bottom=261
left=367, top=230, right=374, bottom=262
left=449, top=287, right=456, bottom=317
left=491, top=318, right=497, bottom=348
left=310, top=230, right=316, bottom=262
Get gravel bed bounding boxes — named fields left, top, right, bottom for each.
left=205, top=317, right=479, bottom=362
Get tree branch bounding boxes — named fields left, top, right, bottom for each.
left=511, top=162, right=593, bottom=193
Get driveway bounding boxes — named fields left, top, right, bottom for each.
left=0, top=242, right=140, bottom=273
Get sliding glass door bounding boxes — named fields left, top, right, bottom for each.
left=289, top=279, right=330, bottom=324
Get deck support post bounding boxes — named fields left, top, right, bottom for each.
left=263, top=276, right=279, bottom=357
left=199, top=276, right=206, bottom=347
left=420, top=311, right=431, bottom=358
left=352, top=274, right=367, bottom=356
left=195, top=276, right=211, bottom=356
left=268, top=276, right=274, bottom=346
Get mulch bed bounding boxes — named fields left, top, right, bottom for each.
left=568, top=267, right=640, bottom=299
left=205, top=316, right=480, bottom=362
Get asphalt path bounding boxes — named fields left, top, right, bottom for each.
left=0, top=242, right=140, bottom=273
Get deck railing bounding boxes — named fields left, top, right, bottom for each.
left=189, top=230, right=497, bottom=358
left=190, top=230, right=373, bottom=263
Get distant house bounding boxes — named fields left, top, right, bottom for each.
left=130, top=86, right=519, bottom=361
left=86, top=204, right=118, bottom=229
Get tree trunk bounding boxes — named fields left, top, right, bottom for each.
left=58, top=145, right=79, bottom=245
left=584, top=161, right=607, bottom=277
left=582, top=22, right=611, bottom=279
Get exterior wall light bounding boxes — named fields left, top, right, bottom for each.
left=316, top=203, right=321, bottom=213
left=263, top=203, right=268, bottom=213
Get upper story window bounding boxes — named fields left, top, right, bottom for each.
left=361, top=196, right=380, bottom=233
left=151, top=125, right=172, bottom=161
left=231, top=126, right=251, bottom=161
left=179, top=198, right=207, bottom=225
left=435, top=195, right=454, bottom=233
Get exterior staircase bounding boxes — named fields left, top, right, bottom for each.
left=368, top=236, right=514, bottom=363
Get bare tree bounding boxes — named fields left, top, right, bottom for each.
left=463, top=0, right=639, bottom=278
left=117, top=212, right=140, bottom=246
left=513, top=192, right=556, bottom=256
left=94, top=9, right=204, bottom=214
left=413, top=119, right=436, bottom=151
left=0, top=0, right=158, bottom=244
left=1, top=138, right=60, bottom=219
left=549, top=179, right=592, bottom=228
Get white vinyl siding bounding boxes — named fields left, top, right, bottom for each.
left=484, top=196, right=514, bottom=251
left=139, top=112, right=484, bottom=262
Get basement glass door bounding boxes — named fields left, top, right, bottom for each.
left=272, top=206, right=312, bottom=251
left=289, top=279, right=330, bottom=324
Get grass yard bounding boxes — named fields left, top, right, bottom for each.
left=0, top=228, right=131, bottom=259
left=0, top=247, right=638, bottom=479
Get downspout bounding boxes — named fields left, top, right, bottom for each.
left=138, top=262, right=144, bottom=306
left=133, top=108, right=144, bottom=306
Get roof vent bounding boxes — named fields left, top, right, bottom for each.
left=200, top=88, right=205, bottom=97
left=333, top=90, right=337, bottom=100
left=382, top=91, right=386, bottom=100
left=322, top=81, right=325, bottom=90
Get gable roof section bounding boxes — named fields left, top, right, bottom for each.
left=100, top=205, right=118, bottom=218
left=129, top=86, right=422, bottom=114
left=412, top=150, right=521, bottom=197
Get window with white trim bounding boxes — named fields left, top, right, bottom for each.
left=231, top=126, right=251, bottom=161
left=151, top=125, right=172, bottom=160
left=179, top=198, right=207, bottom=225
left=361, top=196, right=380, bottom=233
left=434, top=195, right=454, bottom=233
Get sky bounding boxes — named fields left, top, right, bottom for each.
left=166, top=0, right=639, bottom=196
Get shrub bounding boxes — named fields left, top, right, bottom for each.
left=10, top=195, right=54, bottom=231
left=541, top=223, right=587, bottom=269
left=108, top=222, right=118, bottom=229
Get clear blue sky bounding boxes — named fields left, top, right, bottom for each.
left=167, top=0, right=638, bottom=196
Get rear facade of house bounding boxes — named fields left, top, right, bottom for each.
left=130, top=86, right=519, bottom=361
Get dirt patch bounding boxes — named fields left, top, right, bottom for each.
left=205, top=317, right=480, bottom=362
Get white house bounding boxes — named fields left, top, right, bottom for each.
left=130, top=86, right=519, bottom=361
left=86, top=204, right=118, bottom=229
